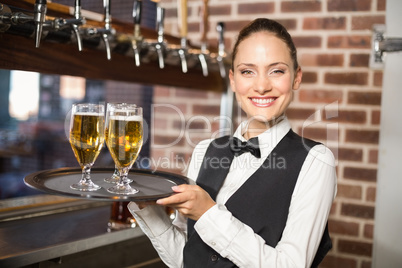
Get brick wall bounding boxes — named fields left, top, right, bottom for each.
left=151, top=0, right=386, bottom=267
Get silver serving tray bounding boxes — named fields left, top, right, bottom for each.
left=24, top=167, right=188, bottom=201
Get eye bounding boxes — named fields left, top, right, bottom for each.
left=269, top=69, right=285, bottom=76
left=240, top=69, right=254, bottom=76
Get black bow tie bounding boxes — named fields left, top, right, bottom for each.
left=230, top=136, right=261, bottom=158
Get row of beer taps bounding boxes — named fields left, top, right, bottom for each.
left=0, top=0, right=228, bottom=78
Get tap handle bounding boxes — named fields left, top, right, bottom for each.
left=156, top=6, right=165, bottom=43
left=102, top=33, right=111, bottom=60
left=200, top=0, right=209, bottom=44
left=177, top=0, right=187, bottom=42
left=103, top=0, right=111, bottom=30
left=74, top=0, right=81, bottom=19
left=132, top=0, right=142, bottom=26
left=216, top=22, right=225, bottom=57
left=34, top=0, right=47, bottom=48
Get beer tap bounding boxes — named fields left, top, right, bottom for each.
left=131, top=0, right=143, bottom=67
left=34, top=0, right=47, bottom=48
left=216, top=22, right=226, bottom=78
left=51, top=0, right=85, bottom=51
left=71, top=0, right=84, bottom=51
left=102, top=0, right=113, bottom=60
left=177, top=0, right=188, bottom=73
left=198, top=0, right=209, bottom=77
left=155, top=6, right=166, bottom=69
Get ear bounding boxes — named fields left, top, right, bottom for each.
left=229, top=69, right=236, bottom=92
left=293, top=67, right=302, bottom=90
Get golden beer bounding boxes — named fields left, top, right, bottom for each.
left=69, top=113, right=105, bottom=166
left=106, top=116, right=143, bottom=168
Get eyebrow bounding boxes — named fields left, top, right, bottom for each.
left=236, top=62, right=289, bottom=68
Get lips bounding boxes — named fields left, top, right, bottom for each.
left=250, top=97, right=277, bottom=107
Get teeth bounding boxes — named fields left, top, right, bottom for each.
left=251, top=98, right=275, bottom=104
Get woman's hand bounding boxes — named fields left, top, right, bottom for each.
left=156, top=184, right=216, bottom=221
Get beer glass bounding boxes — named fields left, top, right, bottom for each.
left=105, top=103, right=143, bottom=195
left=69, top=103, right=105, bottom=191
left=104, top=165, right=133, bottom=184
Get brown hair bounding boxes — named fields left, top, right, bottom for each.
left=231, top=18, right=299, bottom=71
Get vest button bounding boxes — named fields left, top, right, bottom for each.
left=211, top=254, right=218, bottom=262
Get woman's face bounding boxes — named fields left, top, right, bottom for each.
left=229, top=31, right=302, bottom=129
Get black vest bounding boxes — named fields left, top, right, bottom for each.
left=184, top=130, right=332, bottom=268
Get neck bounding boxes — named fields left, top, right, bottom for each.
left=243, top=115, right=285, bottom=139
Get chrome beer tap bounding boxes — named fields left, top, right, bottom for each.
left=216, top=22, right=226, bottom=78
left=71, top=0, right=84, bottom=51
left=131, top=0, right=143, bottom=67
left=155, top=6, right=166, bottom=69
left=102, top=0, right=113, bottom=60
left=34, top=0, right=47, bottom=48
left=51, top=0, right=85, bottom=51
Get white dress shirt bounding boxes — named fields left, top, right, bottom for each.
left=129, top=117, right=337, bottom=268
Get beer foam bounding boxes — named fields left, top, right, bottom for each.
left=109, top=115, right=142, bottom=121
left=75, top=112, right=104, bottom=117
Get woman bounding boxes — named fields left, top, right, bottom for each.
left=129, top=18, right=337, bottom=268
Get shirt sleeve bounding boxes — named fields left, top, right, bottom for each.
left=194, top=144, right=337, bottom=268
left=128, top=139, right=212, bottom=268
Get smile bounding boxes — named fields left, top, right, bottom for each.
left=250, top=97, right=276, bottom=106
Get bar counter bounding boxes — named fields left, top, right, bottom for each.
left=0, top=195, right=165, bottom=268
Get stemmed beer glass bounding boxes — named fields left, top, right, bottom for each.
left=105, top=103, right=143, bottom=195
left=69, top=103, right=105, bottom=191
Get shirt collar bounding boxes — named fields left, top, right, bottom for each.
left=233, top=117, right=291, bottom=158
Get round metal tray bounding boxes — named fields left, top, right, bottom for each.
left=24, top=167, right=189, bottom=201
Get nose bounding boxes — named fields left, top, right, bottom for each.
left=254, top=75, right=272, bottom=94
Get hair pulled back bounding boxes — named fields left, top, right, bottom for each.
left=231, top=18, right=299, bottom=72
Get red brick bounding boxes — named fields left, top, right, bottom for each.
left=328, top=35, right=371, bottom=49
left=368, top=149, right=378, bottom=164
left=293, top=36, right=322, bottom=48
left=303, top=17, right=346, bottom=30
left=193, top=104, right=220, bottom=115
left=331, top=110, right=367, bottom=124
left=373, top=71, right=383, bottom=87
left=366, top=186, right=376, bottom=202
left=338, top=239, right=373, bottom=256
left=377, top=0, right=386, bottom=11
left=371, top=110, right=381, bottom=125
left=320, top=255, right=357, bottom=268
left=300, top=54, right=344, bottom=67
left=153, top=86, right=171, bottom=97
left=281, top=1, right=321, bottom=12
left=325, top=72, right=368, bottom=85
left=337, top=183, right=363, bottom=199
left=328, top=0, right=371, bottom=11
left=238, top=2, right=275, bottom=14
left=299, top=89, right=343, bottom=103
left=209, top=5, right=231, bottom=16
left=348, top=91, right=381, bottom=106
left=175, top=88, right=208, bottom=98
left=338, top=147, right=363, bottom=162
left=350, top=54, right=369, bottom=67
left=352, top=15, right=385, bottom=30
left=299, top=127, right=338, bottom=142
left=362, top=261, right=372, bottom=268
left=286, top=108, right=316, bottom=120
left=329, top=219, right=360, bottom=236
left=153, top=134, right=186, bottom=147
left=364, top=223, right=374, bottom=239
left=341, top=203, right=375, bottom=219
left=345, top=129, right=379, bottom=144
left=301, top=71, right=318, bottom=83
left=344, top=166, right=377, bottom=182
